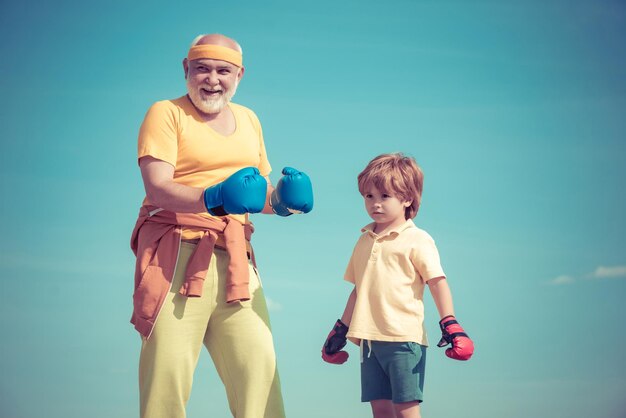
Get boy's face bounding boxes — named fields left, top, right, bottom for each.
left=362, top=185, right=412, bottom=232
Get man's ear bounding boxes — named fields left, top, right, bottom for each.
left=237, top=66, right=245, bottom=82
left=183, top=58, right=189, bottom=79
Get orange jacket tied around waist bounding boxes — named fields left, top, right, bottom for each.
left=130, top=205, right=256, bottom=338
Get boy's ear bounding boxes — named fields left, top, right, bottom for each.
left=404, top=200, right=413, bottom=208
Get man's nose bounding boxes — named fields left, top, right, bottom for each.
left=205, top=71, right=219, bottom=86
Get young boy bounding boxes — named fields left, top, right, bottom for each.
left=322, top=153, right=474, bottom=418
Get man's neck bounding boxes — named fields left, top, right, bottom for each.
left=198, top=104, right=236, bottom=136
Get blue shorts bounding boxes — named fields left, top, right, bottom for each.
left=360, top=340, right=426, bottom=404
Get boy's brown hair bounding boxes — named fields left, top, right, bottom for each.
left=357, top=153, right=424, bottom=219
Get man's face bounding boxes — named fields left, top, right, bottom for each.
left=185, top=58, right=243, bottom=114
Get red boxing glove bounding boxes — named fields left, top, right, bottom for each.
left=321, top=320, right=349, bottom=364
left=437, top=315, right=474, bottom=361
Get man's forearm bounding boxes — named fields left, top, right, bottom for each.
left=146, top=181, right=207, bottom=213
left=261, top=181, right=276, bottom=214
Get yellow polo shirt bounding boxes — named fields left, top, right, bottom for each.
left=344, top=219, right=446, bottom=346
left=138, top=96, right=271, bottom=238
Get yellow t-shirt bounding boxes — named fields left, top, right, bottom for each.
left=344, top=219, right=446, bottom=346
left=138, top=96, right=272, bottom=237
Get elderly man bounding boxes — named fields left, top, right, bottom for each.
left=130, top=33, right=313, bottom=418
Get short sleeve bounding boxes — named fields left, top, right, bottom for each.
left=410, top=233, right=446, bottom=283
left=239, top=107, right=272, bottom=177
left=343, top=257, right=355, bottom=283
left=343, top=243, right=359, bottom=284
left=257, top=123, right=272, bottom=177
left=137, top=101, right=178, bottom=166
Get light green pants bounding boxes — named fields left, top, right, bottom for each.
left=139, top=243, right=286, bottom=418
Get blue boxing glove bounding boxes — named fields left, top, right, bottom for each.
left=270, top=167, right=314, bottom=216
left=203, top=167, right=267, bottom=216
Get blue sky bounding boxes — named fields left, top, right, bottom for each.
left=1, top=1, right=625, bottom=417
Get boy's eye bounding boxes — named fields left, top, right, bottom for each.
left=382, top=194, right=391, bottom=198
left=365, top=194, right=373, bottom=198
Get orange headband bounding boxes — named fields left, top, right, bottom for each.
left=187, top=44, right=243, bottom=67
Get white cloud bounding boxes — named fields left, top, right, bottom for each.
left=546, top=265, right=626, bottom=286
left=547, top=275, right=575, bottom=285
left=265, top=297, right=283, bottom=312
left=589, top=265, right=626, bottom=279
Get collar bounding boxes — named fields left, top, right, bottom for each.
left=361, top=218, right=416, bottom=238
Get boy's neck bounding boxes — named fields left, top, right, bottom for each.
left=373, top=218, right=407, bottom=235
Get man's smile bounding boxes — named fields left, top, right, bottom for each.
left=200, top=88, right=222, bottom=96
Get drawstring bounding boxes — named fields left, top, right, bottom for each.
left=148, top=207, right=164, bottom=217
left=360, top=340, right=373, bottom=363
left=360, top=340, right=363, bottom=363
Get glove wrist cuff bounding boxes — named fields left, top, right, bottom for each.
left=203, top=186, right=226, bottom=215
left=270, top=190, right=292, bottom=217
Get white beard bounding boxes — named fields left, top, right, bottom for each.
left=186, top=79, right=238, bottom=114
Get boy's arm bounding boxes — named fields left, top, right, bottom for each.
left=340, top=287, right=357, bottom=325
left=427, top=276, right=454, bottom=319
left=428, top=276, right=474, bottom=361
